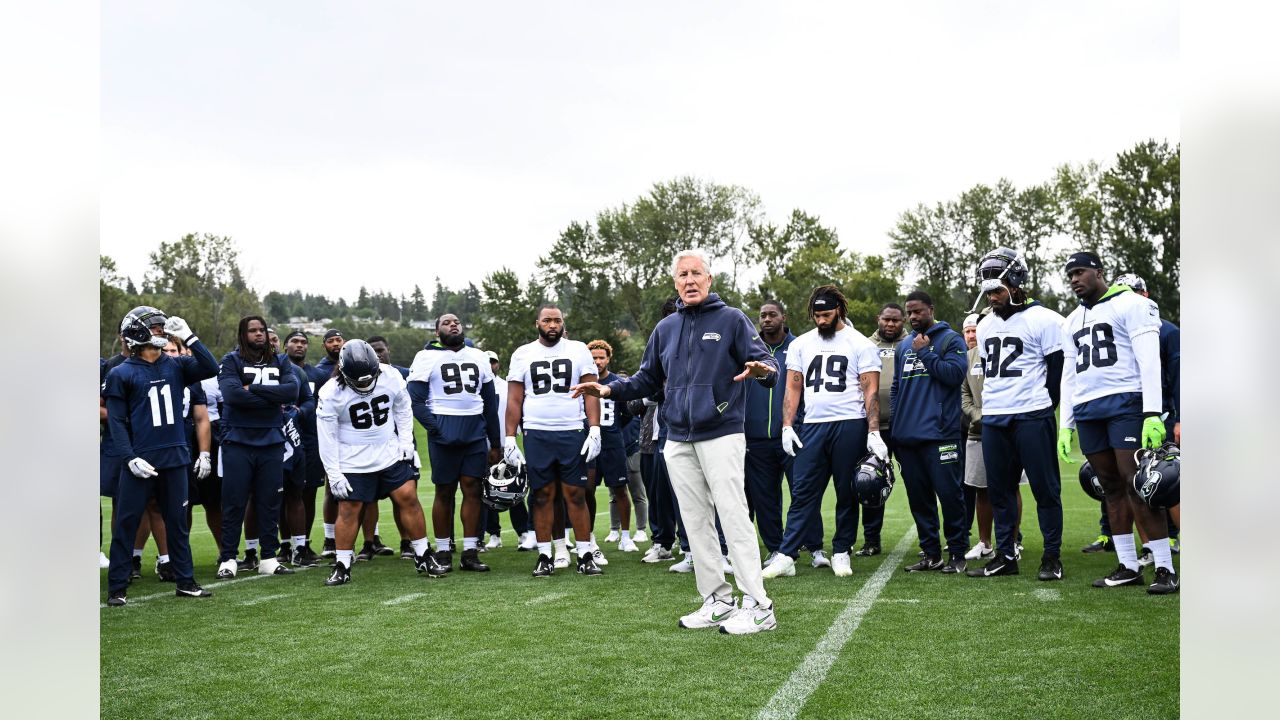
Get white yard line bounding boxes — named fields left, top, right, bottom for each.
left=240, top=593, right=290, bottom=607
left=382, top=592, right=428, bottom=606
left=757, top=526, right=918, bottom=720
left=100, top=566, right=316, bottom=609
left=524, top=591, right=568, bottom=607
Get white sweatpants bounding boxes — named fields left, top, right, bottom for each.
left=664, top=433, right=769, bottom=606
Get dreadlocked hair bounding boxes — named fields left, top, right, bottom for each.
left=807, top=284, right=848, bottom=320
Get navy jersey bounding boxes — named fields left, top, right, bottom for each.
left=597, top=372, right=634, bottom=450
left=218, top=350, right=299, bottom=446
left=102, top=340, right=219, bottom=468
left=282, top=363, right=314, bottom=470
left=1160, top=319, right=1180, bottom=424
left=182, top=379, right=208, bottom=450
left=288, top=361, right=321, bottom=451
left=312, top=357, right=337, bottom=392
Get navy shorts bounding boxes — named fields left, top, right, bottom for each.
left=100, top=449, right=122, bottom=498
left=594, top=444, right=629, bottom=488
left=524, top=428, right=587, bottom=490
left=428, top=438, right=488, bottom=485
left=1077, top=414, right=1143, bottom=455
left=303, top=444, right=325, bottom=489
left=345, top=460, right=415, bottom=503
left=284, top=447, right=308, bottom=490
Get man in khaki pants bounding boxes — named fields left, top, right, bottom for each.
left=572, top=249, right=780, bottom=635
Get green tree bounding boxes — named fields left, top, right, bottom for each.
left=141, top=233, right=262, bottom=355
left=472, top=268, right=547, bottom=368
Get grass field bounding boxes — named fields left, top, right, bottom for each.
left=100, top=430, right=1178, bottom=720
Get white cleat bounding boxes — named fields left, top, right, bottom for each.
left=619, top=537, right=640, bottom=553
left=99, top=552, right=110, bottom=569
left=592, top=548, right=609, bottom=566
left=217, top=559, right=238, bottom=579
left=832, top=551, right=853, bottom=577
left=810, top=550, right=831, bottom=569
left=669, top=555, right=694, bottom=573
left=679, top=595, right=738, bottom=629
left=643, top=544, right=674, bottom=563
left=722, top=555, right=735, bottom=575
left=761, top=554, right=796, bottom=579
left=633, top=530, right=648, bottom=543
left=604, top=530, right=621, bottom=543
left=518, top=532, right=537, bottom=551
left=965, top=541, right=993, bottom=561
left=719, top=595, right=777, bottom=635
left=485, top=535, right=503, bottom=550
left=553, top=547, right=571, bottom=569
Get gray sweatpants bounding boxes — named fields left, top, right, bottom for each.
left=609, top=452, right=649, bottom=531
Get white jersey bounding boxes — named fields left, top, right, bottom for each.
left=407, top=346, right=495, bottom=416
left=507, top=338, right=596, bottom=432
left=976, top=304, right=1067, bottom=416
left=200, top=377, right=222, bottom=422
left=316, top=365, right=412, bottom=475
left=1061, top=289, right=1163, bottom=423
left=786, top=324, right=881, bottom=423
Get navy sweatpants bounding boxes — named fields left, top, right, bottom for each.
left=982, top=415, right=1062, bottom=558
left=219, top=442, right=285, bottom=562
left=744, top=439, right=790, bottom=553
left=779, top=419, right=867, bottom=558
left=108, top=465, right=193, bottom=591
left=485, top=500, right=530, bottom=537
left=896, top=441, right=968, bottom=559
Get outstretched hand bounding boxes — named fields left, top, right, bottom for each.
left=733, top=360, right=773, bottom=382
left=570, top=382, right=610, bottom=399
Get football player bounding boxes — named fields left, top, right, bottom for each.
left=407, top=314, right=502, bottom=573
left=966, top=248, right=1068, bottom=581
left=482, top=350, right=535, bottom=551
left=1058, top=254, right=1178, bottom=594
left=276, top=347, right=315, bottom=566
left=215, top=315, right=299, bottom=579
left=860, top=303, right=906, bottom=557
left=503, top=305, right=604, bottom=577
left=103, top=308, right=218, bottom=606
left=314, top=329, right=344, bottom=558
left=363, top=334, right=408, bottom=557
left=585, top=340, right=636, bottom=556
left=317, top=340, right=439, bottom=584
left=762, top=286, right=884, bottom=580
left=283, top=331, right=324, bottom=565
left=161, top=337, right=213, bottom=578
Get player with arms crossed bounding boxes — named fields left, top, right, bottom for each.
left=318, top=340, right=440, bottom=585
left=1058, top=253, right=1178, bottom=594
left=503, top=305, right=604, bottom=577
left=408, top=313, right=502, bottom=573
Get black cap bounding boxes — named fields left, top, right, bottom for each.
left=323, top=329, right=343, bottom=341
left=1064, top=251, right=1103, bottom=273
left=284, top=330, right=308, bottom=342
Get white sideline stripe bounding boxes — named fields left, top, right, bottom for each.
left=383, top=592, right=428, bottom=606
left=524, top=591, right=568, bottom=607
left=240, top=593, right=290, bottom=607
left=1033, top=588, right=1061, bottom=602
left=757, top=526, right=917, bottom=720
left=100, top=566, right=316, bottom=609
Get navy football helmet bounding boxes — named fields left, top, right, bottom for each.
left=120, top=306, right=169, bottom=349
left=483, top=460, right=528, bottom=511
left=853, top=453, right=895, bottom=508
left=976, top=247, right=1030, bottom=293
left=1114, top=273, right=1147, bottom=293
left=338, top=339, right=381, bottom=395
left=1132, top=442, right=1180, bottom=509
left=1079, top=461, right=1105, bottom=502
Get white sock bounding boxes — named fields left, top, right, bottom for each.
left=132, top=548, right=143, bottom=558
left=336, top=549, right=354, bottom=568
left=1113, top=533, right=1139, bottom=571
left=1149, top=537, right=1174, bottom=571
left=554, top=539, right=568, bottom=555
left=578, top=543, right=592, bottom=558
left=246, top=539, right=259, bottom=551
left=410, top=537, right=430, bottom=556
left=564, top=531, right=572, bottom=545
left=463, top=536, right=479, bottom=551
left=158, top=554, right=169, bottom=564
left=538, top=542, right=552, bottom=557
left=323, top=523, right=336, bottom=540
left=436, top=538, right=451, bottom=552
left=621, top=530, right=631, bottom=542
left=374, top=522, right=380, bottom=536
left=291, top=535, right=306, bottom=548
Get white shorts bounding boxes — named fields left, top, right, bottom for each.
left=963, top=439, right=1029, bottom=488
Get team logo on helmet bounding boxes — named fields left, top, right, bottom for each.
left=483, top=460, right=529, bottom=511
left=853, top=453, right=895, bottom=508
left=1132, top=442, right=1180, bottom=509
left=976, top=247, right=1030, bottom=293
left=120, top=306, right=170, bottom=349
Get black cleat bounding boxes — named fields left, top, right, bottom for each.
left=301, top=544, right=320, bottom=565
left=1093, top=564, right=1144, bottom=588
left=532, top=553, right=554, bottom=578
left=967, top=554, right=1019, bottom=577
left=435, top=549, right=454, bottom=573
left=400, top=539, right=414, bottom=560
left=1081, top=535, right=1113, bottom=553
left=175, top=582, right=212, bottom=598
left=292, top=546, right=318, bottom=568
left=1147, top=566, right=1179, bottom=595
left=325, top=562, right=352, bottom=586
left=577, top=552, right=603, bottom=576
left=155, top=559, right=176, bottom=582
left=356, top=543, right=377, bottom=562
left=321, top=538, right=337, bottom=558
left=1037, top=554, right=1064, bottom=581
left=905, top=556, right=944, bottom=572
left=130, top=556, right=143, bottom=582
left=460, top=548, right=490, bottom=572
left=238, top=549, right=260, bottom=572
left=854, top=544, right=882, bottom=557
left=941, top=556, right=967, bottom=574
left=415, top=552, right=447, bottom=578
left=372, top=535, right=395, bottom=556
left=107, top=589, right=127, bottom=607
left=276, top=543, right=292, bottom=563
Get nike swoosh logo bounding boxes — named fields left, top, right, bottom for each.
left=1104, top=575, right=1131, bottom=586
left=755, top=615, right=770, bottom=625
left=711, top=611, right=730, bottom=621
left=177, top=588, right=202, bottom=596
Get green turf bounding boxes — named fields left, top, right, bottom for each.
left=100, top=433, right=1178, bottom=720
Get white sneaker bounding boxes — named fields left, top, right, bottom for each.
left=553, top=547, right=571, bottom=569
left=763, top=551, right=779, bottom=567
left=217, top=559, right=237, bottom=579
left=679, top=595, right=737, bottom=629
left=485, top=535, right=503, bottom=550
left=832, top=551, right=853, bottom=577
left=643, top=544, right=674, bottom=563
left=810, top=550, right=831, bottom=569
left=722, top=555, right=735, bottom=575
left=669, top=555, right=694, bottom=573
left=619, top=537, right=639, bottom=553
left=99, top=552, right=110, bottom=569
left=761, top=554, right=796, bottom=578
left=592, top=548, right=609, bottom=566
left=965, top=541, right=992, bottom=560
left=604, top=530, right=621, bottom=543
left=1137, top=546, right=1154, bottom=567
left=518, top=532, right=537, bottom=551
left=1014, top=542, right=1025, bottom=561
left=633, top=530, right=648, bottom=543
left=719, top=595, right=777, bottom=635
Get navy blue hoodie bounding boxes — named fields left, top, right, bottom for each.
left=744, top=331, right=797, bottom=441
left=606, top=293, right=777, bottom=443
left=889, top=321, right=967, bottom=445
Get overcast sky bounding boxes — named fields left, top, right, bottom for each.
left=101, top=1, right=1179, bottom=303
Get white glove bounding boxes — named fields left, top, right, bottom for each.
left=328, top=473, right=353, bottom=500
left=412, top=451, right=422, bottom=469
left=581, top=426, right=602, bottom=463
left=193, top=451, right=211, bottom=480
left=128, top=457, right=158, bottom=478
left=400, top=446, right=415, bottom=463
left=781, top=426, right=804, bottom=457
left=163, top=316, right=195, bottom=344
left=503, top=436, right=525, bottom=468
left=867, top=431, right=888, bottom=461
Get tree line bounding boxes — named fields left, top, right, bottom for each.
left=100, top=139, right=1179, bottom=370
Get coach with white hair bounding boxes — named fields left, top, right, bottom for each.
left=572, top=249, right=780, bottom=634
